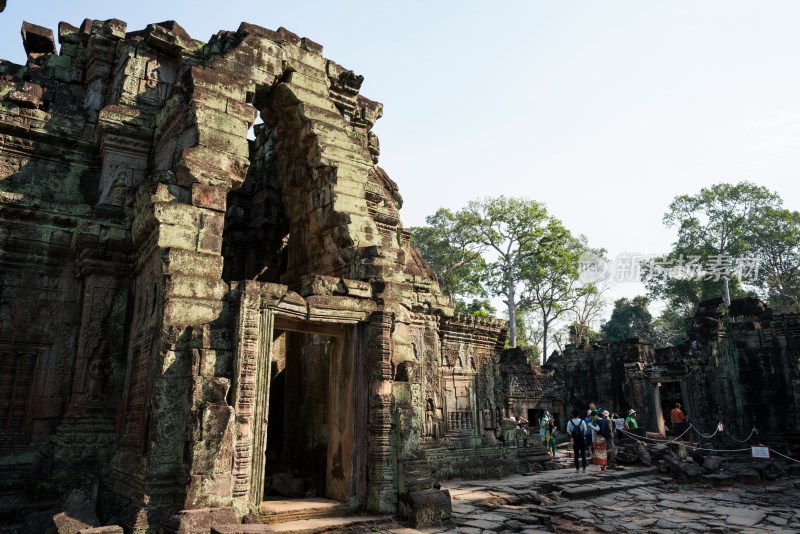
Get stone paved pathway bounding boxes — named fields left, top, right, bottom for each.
left=353, top=464, right=800, bottom=533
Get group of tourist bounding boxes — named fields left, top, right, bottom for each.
left=566, top=403, right=638, bottom=473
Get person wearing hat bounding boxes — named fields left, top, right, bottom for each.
left=625, top=409, right=638, bottom=429
left=601, top=410, right=617, bottom=468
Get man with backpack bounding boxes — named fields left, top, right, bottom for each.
left=567, top=409, right=587, bottom=473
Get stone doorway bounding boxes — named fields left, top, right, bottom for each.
left=261, top=322, right=367, bottom=505
left=651, top=380, right=688, bottom=435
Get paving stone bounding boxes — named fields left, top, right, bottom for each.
left=461, top=519, right=503, bottom=531
left=766, top=515, right=789, bottom=526
left=654, top=518, right=682, bottom=529
left=724, top=508, right=766, bottom=527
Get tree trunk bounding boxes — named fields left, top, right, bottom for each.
left=542, top=319, right=548, bottom=364
left=722, top=275, right=731, bottom=307
left=507, top=271, right=516, bottom=347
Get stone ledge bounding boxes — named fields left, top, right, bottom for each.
left=211, top=526, right=275, bottom=534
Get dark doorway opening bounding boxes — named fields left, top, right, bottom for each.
left=659, top=381, right=685, bottom=434
left=265, top=330, right=334, bottom=499
left=527, top=409, right=537, bottom=425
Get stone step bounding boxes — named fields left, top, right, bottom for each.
left=258, top=498, right=351, bottom=524
left=551, top=467, right=662, bottom=499
left=266, top=515, right=386, bottom=534
left=557, top=476, right=663, bottom=499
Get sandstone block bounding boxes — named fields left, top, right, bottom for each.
left=406, top=489, right=451, bottom=527
left=52, top=489, right=100, bottom=534
left=163, top=507, right=238, bottom=534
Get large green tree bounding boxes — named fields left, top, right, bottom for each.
left=566, top=282, right=608, bottom=347
left=410, top=208, right=487, bottom=304
left=522, top=231, right=595, bottom=359
left=461, top=197, right=553, bottom=347
left=413, top=197, right=597, bottom=356
left=748, top=207, right=800, bottom=311
left=600, top=296, right=653, bottom=342
left=462, top=197, right=589, bottom=351
left=661, top=182, right=782, bottom=306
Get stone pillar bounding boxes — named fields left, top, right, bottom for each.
left=230, top=282, right=274, bottom=512
left=367, top=312, right=396, bottom=513
left=651, top=382, right=665, bottom=436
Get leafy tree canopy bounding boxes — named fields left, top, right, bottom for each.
left=600, top=296, right=653, bottom=342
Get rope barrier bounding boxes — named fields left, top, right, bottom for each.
left=769, top=449, right=800, bottom=464
left=584, top=417, right=798, bottom=462
left=671, top=424, right=695, bottom=441
left=727, top=426, right=758, bottom=443
left=619, top=428, right=752, bottom=453
left=687, top=423, right=718, bottom=440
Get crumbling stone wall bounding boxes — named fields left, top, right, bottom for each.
left=0, top=17, right=544, bottom=532
left=551, top=298, right=800, bottom=440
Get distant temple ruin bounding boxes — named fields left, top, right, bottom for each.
left=0, top=19, right=548, bottom=531
left=548, top=297, right=800, bottom=449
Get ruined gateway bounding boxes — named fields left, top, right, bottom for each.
left=0, top=19, right=553, bottom=531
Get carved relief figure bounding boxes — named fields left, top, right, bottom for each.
left=98, top=163, right=134, bottom=207
left=139, top=58, right=165, bottom=104
left=86, top=337, right=111, bottom=402
left=31, top=304, right=51, bottom=336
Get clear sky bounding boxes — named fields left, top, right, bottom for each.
left=2, top=1, right=799, bottom=309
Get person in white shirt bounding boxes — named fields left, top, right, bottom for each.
left=567, top=409, right=587, bottom=472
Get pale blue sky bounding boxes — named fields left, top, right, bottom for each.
left=2, top=1, right=799, bottom=309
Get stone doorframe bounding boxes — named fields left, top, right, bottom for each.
left=649, top=378, right=693, bottom=436
left=232, top=280, right=374, bottom=512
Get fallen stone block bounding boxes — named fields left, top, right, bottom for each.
left=76, top=528, right=124, bottom=534
left=634, top=441, right=653, bottom=466
left=734, top=469, right=761, bottom=485
left=406, top=489, right=451, bottom=527
left=52, top=489, right=101, bottom=534
left=163, top=507, right=238, bottom=533
left=674, top=461, right=705, bottom=479
left=702, top=456, right=723, bottom=472
left=753, top=461, right=780, bottom=480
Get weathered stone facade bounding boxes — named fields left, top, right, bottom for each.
left=549, top=298, right=800, bottom=446
left=0, top=19, right=548, bottom=532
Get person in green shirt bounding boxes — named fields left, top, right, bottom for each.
left=625, top=408, right=638, bottom=429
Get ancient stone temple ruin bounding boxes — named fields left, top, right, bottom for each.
left=548, top=297, right=800, bottom=451
left=0, top=19, right=550, bottom=531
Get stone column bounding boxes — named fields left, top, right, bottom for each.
left=367, top=312, right=396, bottom=514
